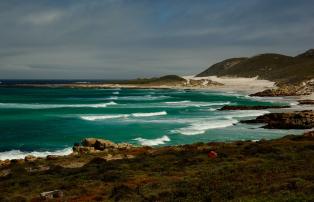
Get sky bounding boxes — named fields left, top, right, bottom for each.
left=0, top=0, right=314, bottom=80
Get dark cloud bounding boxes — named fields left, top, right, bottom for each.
left=0, top=0, right=313, bottom=79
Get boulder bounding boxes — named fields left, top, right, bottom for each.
left=0, top=160, right=10, bottom=167
left=46, top=155, right=58, bottom=160
left=82, top=138, right=98, bottom=147
left=79, top=138, right=133, bottom=152
left=303, top=131, right=314, bottom=138
left=25, top=155, right=37, bottom=162
left=73, top=146, right=96, bottom=153
left=40, top=190, right=63, bottom=199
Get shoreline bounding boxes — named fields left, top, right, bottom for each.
left=0, top=77, right=313, bottom=161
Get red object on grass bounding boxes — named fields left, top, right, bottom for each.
left=208, top=151, right=218, bottom=159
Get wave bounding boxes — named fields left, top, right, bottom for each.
left=81, top=114, right=129, bottom=121
left=0, top=147, right=72, bottom=160
left=164, top=101, right=231, bottom=108
left=106, top=95, right=170, bottom=101
left=132, top=111, right=167, bottom=117
left=172, top=119, right=238, bottom=135
left=165, top=100, right=191, bottom=104
left=0, top=101, right=117, bottom=109
left=134, top=135, right=170, bottom=146
left=81, top=111, right=167, bottom=121
left=225, top=110, right=270, bottom=119
left=112, top=91, right=120, bottom=95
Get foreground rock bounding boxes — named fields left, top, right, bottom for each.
left=242, top=110, right=314, bottom=129
left=219, top=105, right=289, bottom=110
left=40, top=190, right=63, bottom=200
left=73, top=138, right=133, bottom=153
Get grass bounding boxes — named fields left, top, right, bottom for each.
left=197, top=50, right=314, bottom=85
left=0, top=135, right=314, bottom=201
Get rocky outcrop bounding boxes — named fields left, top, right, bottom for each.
left=219, top=105, right=289, bottom=110
left=73, top=138, right=133, bottom=154
left=298, top=100, right=314, bottom=105
left=242, top=110, right=314, bottom=129
left=303, top=130, right=314, bottom=138
left=251, top=80, right=314, bottom=97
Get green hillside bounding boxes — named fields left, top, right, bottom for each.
left=197, top=49, right=314, bottom=84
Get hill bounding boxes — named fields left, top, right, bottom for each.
left=197, top=49, right=314, bottom=85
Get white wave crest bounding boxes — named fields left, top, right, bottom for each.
left=134, top=135, right=170, bottom=146
left=165, top=100, right=191, bottom=104
left=0, top=147, right=72, bottom=160
left=0, top=101, right=117, bottom=109
left=165, top=101, right=231, bottom=107
left=81, top=114, right=129, bottom=121
left=106, top=95, right=170, bottom=101
left=225, top=110, right=270, bottom=119
left=112, top=91, right=120, bottom=95
left=172, top=119, right=238, bottom=135
left=132, top=111, right=167, bottom=117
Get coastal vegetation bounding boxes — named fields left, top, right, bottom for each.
left=0, top=131, right=314, bottom=201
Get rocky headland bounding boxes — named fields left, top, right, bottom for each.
left=242, top=110, right=314, bottom=129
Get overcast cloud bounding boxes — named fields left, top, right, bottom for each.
left=0, top=0, right=314, bottom=79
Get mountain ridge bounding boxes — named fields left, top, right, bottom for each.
left=197, top=49, right=314, bottom=85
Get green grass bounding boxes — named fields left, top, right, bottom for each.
left=0, top=135, right=314, bottom=201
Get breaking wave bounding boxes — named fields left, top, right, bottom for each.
left=172, top=119, right=238, bottom=135
left=81, top=111, right=167, bottom=121
left=132, top=111, right=167, bottom=117
left=164, top=101, right=231, bottom=107
left=134, top=135, right=170, bottom=146
left=0, top=102, right=117, bottom=109
left=81, top=114, right=129, bottom=121
left=0, top=147, right=73, bottom=160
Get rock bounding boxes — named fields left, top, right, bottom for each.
left=82, top=138, right=98, bottom=147
left=0, top=160, right=10, bottom=167
left=75, top=138, right=133, bottom=153
left=40, top=190, right=63, bottom=199
left=10, top=159, right=24, bottom=164
left=298, top=100, right=314, bottom=105
left=242, top=110, right=314, bottom=129
left=46, top=155, right=58, bottom=160
left=251, top=81, right=314, bottom=97
left=24, top=155, right=37, bottom=162
left=219, top=105, right=289, bottom=110
left=94, top=139, right=117, bottom=150
left=73, top=146, right=96, bottom=153
left=303, top=131, right=314, bottom=138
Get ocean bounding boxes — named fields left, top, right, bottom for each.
left=0, top=86, right=302, bottom=160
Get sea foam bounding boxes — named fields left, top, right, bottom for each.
left=81, top=114, right=129, bottom=121
left=0, top=101, right=117, bottom=109
left=81, top=111, right=167, bottom=121
left=0, top=147, right=73, bottom=160
left=132, top=111, right=167, bottom=117
left=172, top=119, right=238, bottom=135
left=134, top=135, right=170, bottom=146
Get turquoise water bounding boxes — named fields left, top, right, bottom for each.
left=0, top=87, right=301, bottom=159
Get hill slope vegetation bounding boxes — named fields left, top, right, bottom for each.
left=197, top=49, right=314, bottom=85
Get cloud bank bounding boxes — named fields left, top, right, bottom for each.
left=0, top=0, right=313, bottom=79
